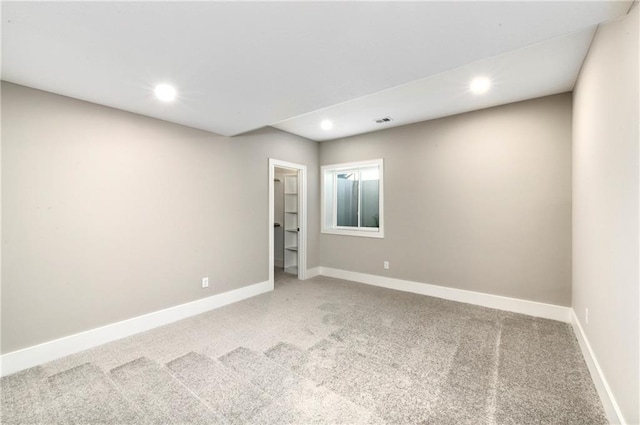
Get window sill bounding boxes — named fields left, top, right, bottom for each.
left=321, top=228, right=384, bottom=238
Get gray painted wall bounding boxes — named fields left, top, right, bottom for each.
left=572, top=6, right=639, bottom=424
left=320, top=94, right=572, bottom=306
left=1, top=82, right=319, bottom=353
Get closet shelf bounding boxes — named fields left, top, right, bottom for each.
left=283, top=174, right=298, bottom=276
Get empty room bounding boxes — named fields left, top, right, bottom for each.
left=1, top=1, right=638, bottom=424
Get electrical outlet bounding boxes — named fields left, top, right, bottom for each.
left=585, top=308, right=589, bottom=325
left=383, top=261, right=389, bottom=270
left=202, top=277, right=209, bottom=288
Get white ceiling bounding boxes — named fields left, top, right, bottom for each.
left=273, top=27, right=596, bottom=141
left=1, top=2, right=632, bottom=140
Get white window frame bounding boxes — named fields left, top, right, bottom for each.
left=321, top=159, right=384, bottom=238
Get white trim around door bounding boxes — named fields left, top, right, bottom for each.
left=269, top=159, right=307, bottom=284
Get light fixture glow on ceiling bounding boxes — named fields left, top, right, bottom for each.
left=154, top=83, right=177, bottom=102
left=320, top=120, right=333, bottom=130
left=469, top=77, right=491, bottom=94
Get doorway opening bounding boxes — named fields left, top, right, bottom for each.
left=269, top=159, right=307, bottom=287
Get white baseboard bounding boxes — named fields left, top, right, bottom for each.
left=571, top=310, right=625, bottom=424
left=318, top=267, right=571, bottom=323
left=306, top=267, right=320, bottom=279
left=274, top=258, right=284, bottom=268
left=0, top=280, right=272, bottom=377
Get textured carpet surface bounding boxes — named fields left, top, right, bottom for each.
left=1, top=270, right=607, bottom=424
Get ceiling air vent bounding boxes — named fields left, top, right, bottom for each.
left=374, top=117, right=393, bottom=124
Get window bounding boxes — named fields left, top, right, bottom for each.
left=321, top=159, right=384, bottom=238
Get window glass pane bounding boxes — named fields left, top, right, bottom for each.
left=336, top=172, right=359, bottom=227
left=359, top=168, right=379, bottom=228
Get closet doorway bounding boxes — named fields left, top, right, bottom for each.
left=268, top=159, right=307, bottom=285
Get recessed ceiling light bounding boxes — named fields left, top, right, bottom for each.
left=469, top=77, right=491, bottom=95
left=154, top=83, right=177, bottom=102
left=320, top=120, right=333, bottom=130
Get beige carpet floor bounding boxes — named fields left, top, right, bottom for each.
left=1, top=269, right=607, bottom=424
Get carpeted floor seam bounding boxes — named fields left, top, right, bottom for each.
left=486, top=318, right=504, bottom=424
